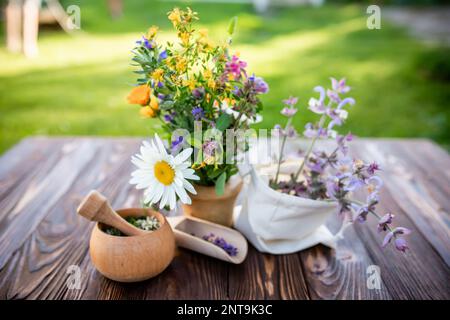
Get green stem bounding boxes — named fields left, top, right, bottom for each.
left=292, top=114, right=326, bottom=181
left=273, top=117, right=292, bottom=185
left=232, top=101, right=248, bottom=130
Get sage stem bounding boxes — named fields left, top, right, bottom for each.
left=292, top=114, right=326, bottom=181
left=273, top=117, right=292, bottom=185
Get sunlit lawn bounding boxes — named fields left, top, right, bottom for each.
left=0, top=1, right=449, bottom=154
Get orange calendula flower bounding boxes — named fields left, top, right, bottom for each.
left=140, top=106, right=156, bottom=118
left=149, top=94, right=159, bottom=110
left=140, top=95, right=159, bottom=118
left=127, top=85, right=150, bottom=106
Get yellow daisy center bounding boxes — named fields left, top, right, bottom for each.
left=154, top=161, right=175, bottom=186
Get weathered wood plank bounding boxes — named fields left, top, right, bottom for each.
left=0, top=138, right=139, bottom=299
left=350, top=141, right=450, bottom=299
left=360, top=141, right=450, bottom=266
left=141, top=248, right=228, bottom=300
left=352, top=188, right=449, bottom=299
left=394, top=142, right=450, bottom=216
left=299, top=216, right=392, bottom=300
left=228, top=246, right=310, bottom=299
left=0, top=137, right=67, bottom=224
left=0, top=139, right=104, bottom=270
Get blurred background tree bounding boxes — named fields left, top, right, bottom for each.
left=0, top=0, right=448, bottom=154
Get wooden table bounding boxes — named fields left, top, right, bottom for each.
left=0, top=137, right=449, bottom=300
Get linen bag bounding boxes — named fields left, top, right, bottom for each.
left=234, top=163, right=341, bottom=254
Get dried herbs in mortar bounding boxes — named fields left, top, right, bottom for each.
left=104, top=216, right=160, bottom=236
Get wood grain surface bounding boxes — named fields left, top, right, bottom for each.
left=0, top=137, right=448, bottom=300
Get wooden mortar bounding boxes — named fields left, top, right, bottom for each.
left=89, top=208, right=175, bottom=282
left=77, top=191, right=175, bottom=282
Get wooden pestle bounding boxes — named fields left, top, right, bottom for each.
left=77, top=190, right=148, bottom=236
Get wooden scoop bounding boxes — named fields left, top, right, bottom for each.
left=77, top=190, right=248, bottom=264
left=167, top=215, right=247, bottom=264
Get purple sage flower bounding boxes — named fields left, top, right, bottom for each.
left=281, top=107, right=298, bottom=117
left=382, top=227, right=412, bottom=251
left=344, top=176, right=365, bottom=191
left=232, top=85, right=241, bottom=96
left=308, top=86, right=326, bottom=114
left=337, top=97, right=355, bottom=110
left=202, top=233, right=238, bottom=256
left=326, top=179, right=340, bottom=200
left=171, top=136, right=184, bottom=151
left=331, top=77, right=350, bottom=94
left=286, top=126, right=297, bottom=138
left=192, top=87, right=205, bottom=100
left=377, top=213, right=394, bottom=233
left=203, top=140, right=219, bottom=157
left=158, top=50, right=168, bottom=60
left=138, top=36, right=154, bottom=49
left=367, top=162, right=380, bottom=175
left=327, top=89, right=341, bottom=103
left=304, top=123, right=327, bottom=139
left=336, top=133, right=353, bottom=155
left=253, top=76, right=269, bottom=94
left=164, top=114, right=174, bottom=123
left=394, top=238, right=409, bottom=252
left=192, top=106, right=205, bottom=120
left=283, top=96, right=298, bottom=106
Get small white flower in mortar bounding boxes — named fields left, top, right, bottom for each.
left=129, top=134, right=199, bottom=210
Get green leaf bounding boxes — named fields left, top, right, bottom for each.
left=228, top=16, right=238, bottom=36
left=208, top=168, right=223, bottom=179
left=216, top=113, right=232, bottom=131
left=215, top=172, right=227, bottom=196
left=160, top=100, right=174, bottom=110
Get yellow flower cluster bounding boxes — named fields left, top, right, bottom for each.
left=147, top=26, right=158, bottom=39
left=151, top=68, right=164, bottom=83
left=167, top=7, right=198, bottom=28
left=128, top=7, right=232, bottom=120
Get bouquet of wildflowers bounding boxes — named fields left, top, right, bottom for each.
left=127, top=7, right=268, bottom=195
left=271, top=78, right=412, bottom=253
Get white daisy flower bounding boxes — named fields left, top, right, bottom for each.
left=129, top=134, right=199, bottom=210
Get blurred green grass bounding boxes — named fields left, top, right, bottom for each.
left=0, top=1, right=449, bottom=154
